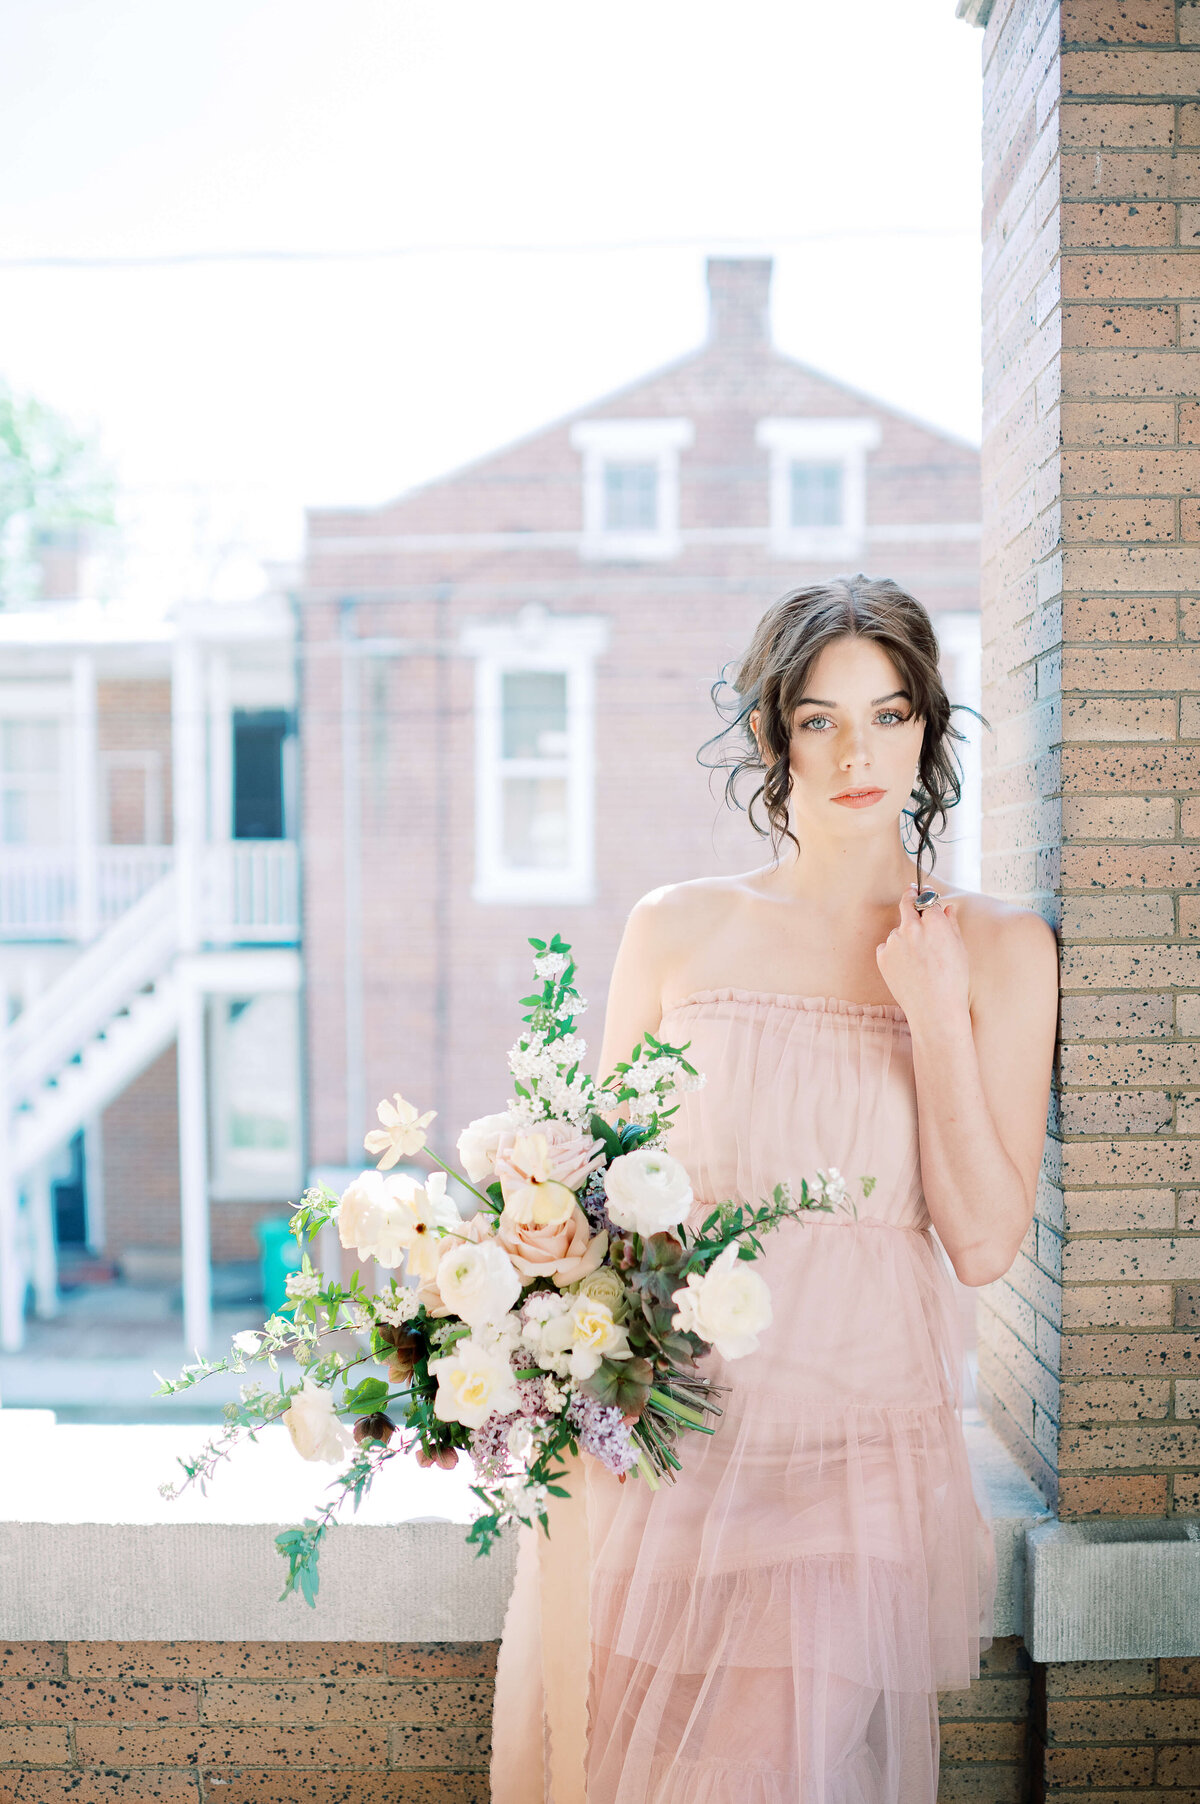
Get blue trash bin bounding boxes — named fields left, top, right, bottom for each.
left=257, top=1217, right=302, bottom=1319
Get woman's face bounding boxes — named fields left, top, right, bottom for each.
left=760, top=635, right=925, bottom=842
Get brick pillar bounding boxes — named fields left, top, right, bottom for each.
left=978, top=0, right=1200, bottom=1519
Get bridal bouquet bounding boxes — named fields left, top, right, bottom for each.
left=158, top=934, right=869, bottom=1605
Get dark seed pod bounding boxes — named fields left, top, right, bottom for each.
left=354, top=1412, right=396, bottom=1446
left=377, top=1324, right=422, bottom=1382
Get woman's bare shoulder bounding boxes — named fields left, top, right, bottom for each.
left=947, top=887, right=1058, bottom=1001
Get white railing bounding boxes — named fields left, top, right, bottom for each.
left=201, top=840, right=300, bottom=944
left=0, top=842, right=300, bottom=944
left=0, top=847, right=174, bottom=939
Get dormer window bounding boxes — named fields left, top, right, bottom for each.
left=757, top=418, right=881, bottom=560
left=570, top=419, right=694, bottom=561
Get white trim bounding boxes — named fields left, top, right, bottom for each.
left=756, top=417, right=882, bottom=561
left=570, top=419, right=694, bottom=562
left=460, top=607, right=608, bottom=906
left=308, top=521, right=981, bottom=555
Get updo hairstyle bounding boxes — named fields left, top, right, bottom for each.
left=700, top=573, right=978, bottom=874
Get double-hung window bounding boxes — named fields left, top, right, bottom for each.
left=461, top=607, right=608, bottom=904
left=571, top=419, right=694, bottom=561
left=757, top=418, right=882, bottom=560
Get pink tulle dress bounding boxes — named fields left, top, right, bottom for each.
left=491, top=989, right=995, bottom=1804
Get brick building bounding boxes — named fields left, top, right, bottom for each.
left=302, top=255, right=984, bottom=1176
left=0, top=588, right=303, bottom=1352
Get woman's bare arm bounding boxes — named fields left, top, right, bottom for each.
left=597, top=890, right=672, bottom=1087
left=877, top=890, right=1058, bottom=1288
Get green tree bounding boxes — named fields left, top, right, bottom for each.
left=0, top=382, right=115, bottom=604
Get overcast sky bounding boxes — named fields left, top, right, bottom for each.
left=0, top=0, right=984, bottom=606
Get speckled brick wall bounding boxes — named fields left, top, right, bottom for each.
left=0, top=1640, right=494, bottom=1802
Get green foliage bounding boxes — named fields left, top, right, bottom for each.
left=0, top=381, right=115, bottom=604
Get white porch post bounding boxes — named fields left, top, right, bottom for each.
left=177, top=975, right=211, bottom=1353
left=173, top=633, right=205, bottom=955
left=72, top=653, right=99, bottom=941
left=28, top=1158, right=58, bottom=1320
left=173, top=633, right=211, bottom=1350
left=0, top=1019, right=22, bottom=1354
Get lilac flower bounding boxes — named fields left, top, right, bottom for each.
left=567, top=1393, right=635, bottom=1475
left=580, top=1170, right=613, bottom=1235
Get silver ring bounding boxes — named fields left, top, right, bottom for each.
left=913, top=888, right=942, bottom=913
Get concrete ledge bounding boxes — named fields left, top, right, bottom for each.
left=0, top=1409, right=1047, bottom=1644
left=1025, top=1518, right=1200, bottom=1663
left=0, top=1520, right=517, bottom=1641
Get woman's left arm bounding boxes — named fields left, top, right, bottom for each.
left=876, top=885, right=1059, bottom=1287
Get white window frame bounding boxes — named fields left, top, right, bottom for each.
left=570, top=419, right=694, bottom=562
left=756, top=417, right=882, bottom=561
left=460, top=606, right=609, bottom=905
left=208, top=988, right=304, bottom=1202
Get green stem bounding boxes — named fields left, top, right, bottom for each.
left=423, top=1146, right=497, bottom=1213
left=647, top=1386, right=708, bottom=1427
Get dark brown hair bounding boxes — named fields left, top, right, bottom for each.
left=700, top=573, right=980, bottom=874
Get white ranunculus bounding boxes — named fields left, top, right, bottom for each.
left=282, top=1379, right=355, bottom=1464
left=670, top=1243, right=773, bottom=1360
left=435, top=1238, right=522, bottom=1327
left=456, top=1111, right=517, bottom=1184
left=337, top=1171, right=388, bottom=1255
left=540, top=1293, right=632, bottom=1381
left=428, top=1338, right=522, bottom=1429
left=604, top=1148, right=694, bottom=1238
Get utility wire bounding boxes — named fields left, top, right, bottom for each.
left=0, top=228, right=976, bottom=271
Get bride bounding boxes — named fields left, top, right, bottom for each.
left=486, top=573, right=1058, bottom=1804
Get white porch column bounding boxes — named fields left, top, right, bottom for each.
left=177, top=975, right=211, bottom=1353
left=0, top=1019, right=23, bottom=1354
left=27, top=1159, right=57, bottom=1320
left=172, top=634, right=205, bottom=955
left=71, top=653, right=99, bottom=941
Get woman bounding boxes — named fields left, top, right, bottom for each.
left=491, top=574, right=1058, bottom=1804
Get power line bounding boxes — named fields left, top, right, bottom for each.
left=0, top=228, right=977, bottom=272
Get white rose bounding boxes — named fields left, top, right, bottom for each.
left=435, top=1238, right=522, bottom=1327
left=541, top=1293, right=632, bottom=1381
left=428, top=1338, right=522, bottom=1429
left=670, top=1243, right=773, bottom=1360
left=456, top=1111, right=516, bottom=1184
left=604, top=1149, right=694, bottom=1237
left=281, top=1379, right=354, bottom=1464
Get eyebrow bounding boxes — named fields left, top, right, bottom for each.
left=796, top=690, right=911, bottom=707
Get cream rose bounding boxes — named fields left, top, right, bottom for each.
left=282, top=1379, right=354, bottom=1464
left=492, top=1120, right=605, bottom=1213
left=540, top=1293, right=632, bottom=1381
left=670, top=1243, right=773, bottom=1360
left=604, top=1149, right=694, bottom=1238
left=428, top=1338, right=522, bottom=1429
left=497, top=1202, right=609, bottom=1287
left=435, top=1237, right=522, bottom=1327
left=456, top=1111, right=517, bottom=1185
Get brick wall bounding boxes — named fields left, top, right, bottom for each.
left=101, top=1047, right=182, bottom=1259
left=1034, top=1655, right=1200, bottom=1798
left=976, top=0, right=1200, bottom=1519
left=0, top=1640, right=494, bottom=1803
left=1, top=1638, right=1037, bottom=1802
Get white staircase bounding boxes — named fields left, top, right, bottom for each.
left=0, top=874, right=180, bottom=1350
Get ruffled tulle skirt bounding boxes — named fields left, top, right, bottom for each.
left=493, top=1218, right=994, bottom=1804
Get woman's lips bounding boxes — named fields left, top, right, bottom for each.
left=831, top=788, right=886, bottom=808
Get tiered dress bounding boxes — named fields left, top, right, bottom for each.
left=491, top=989, right=994, bottom=1804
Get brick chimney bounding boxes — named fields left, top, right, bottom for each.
left=706, top=257, right=773, bottom=350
